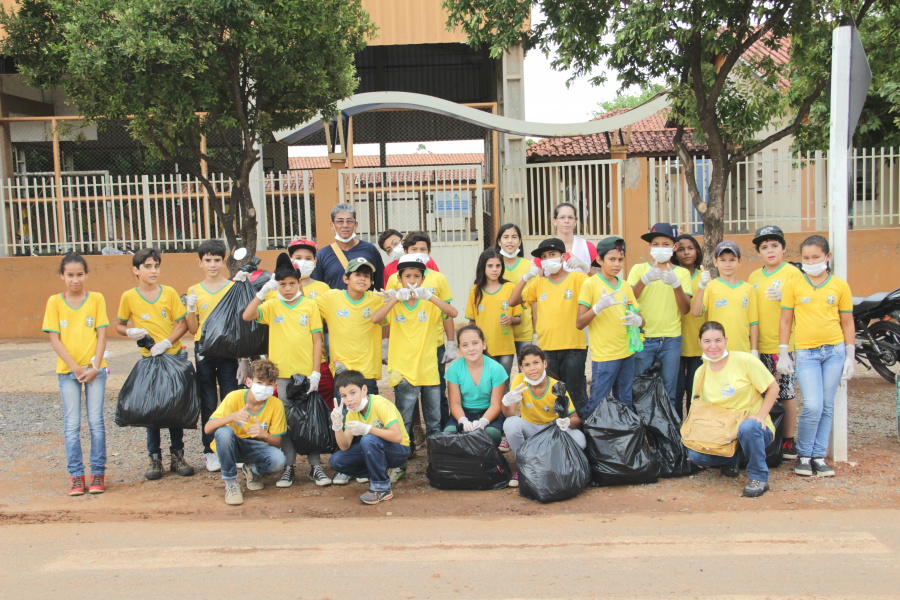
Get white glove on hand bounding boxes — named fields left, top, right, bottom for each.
left=256, top=278, right=278, bottom=301
left=776, top=345, right=794, bottom=375
left=442, top=341, right=458, bottom=363
left=308, top=371, right=321, bottom=393
left=555, top=417, right=571, bottom=432
left=641, top=267, right=663, bottom=286
left=566, top=254, right=590, bottom=273
left=698, top=268, right=711, bottom=290
left=232, top=270, right=249, bottom=282
left=661, top=269, right=681, bottom=288
left=236, top=358, right=250, bottom=384
left=502, top=382, right=528, bottom=407
left=333, top=361, right=347, bottom=375
left=150, top=339, right=172, bottom=356
left=330, top=398, right=345, bottom=432
left=522, top=263, right=541, bottom=282
left=532, top=333, right=539, bottom=344
left=395, top=286, right=413, bottom=302
left=382, top=338, right=389, bottom=364
left=592, top=290, right=618, bottom=315
left=376, top=288, right=397, bottom=303
left=412, top=284, right=433, bottom=301
left=126, top=327, right=149, bottom=341
left=475, top=417, right=490, bottom=430
left=620, top=310, right=641, bottom=327
left=765, top=286, right=782, bottom=301
left=457, top=416, right=471, bottom=432
left=186, top=291, right=198, bottom=313
left=842, top=344, right=855, bottom=381
left=346, top=420, right=372, bottom=436
left=751, top=349, right=760, bottom=359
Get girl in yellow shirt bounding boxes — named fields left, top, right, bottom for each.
left=673, top=233, right=706, bottom=418
left=495, top=223, right=535, bottom=351
left=466, top=249, right=522, bottom=375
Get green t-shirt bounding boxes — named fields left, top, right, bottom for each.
left=445, top=355, right=509, bottom=411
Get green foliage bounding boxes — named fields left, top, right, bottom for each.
left=592, top=84, right=666, bottom=117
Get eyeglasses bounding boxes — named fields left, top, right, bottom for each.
left=334, top=219, right=357, bottom=225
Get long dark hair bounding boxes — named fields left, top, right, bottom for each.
left=494, top=223, right=524, bottom=257
left=59, top=252, right=88, bottom=274
left=473, top=248, right=507, bottom=310
left=673, top=233, right=702, bottom=272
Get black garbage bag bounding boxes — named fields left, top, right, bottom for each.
left=199, top=278, right=270, bottom=359
left=739, top=401, right=786, bottom=469
left=584, top=394, right=660, bottom=486
left=632, top=363, right=692, bottom=478
left=285, top=374, right=337, bottom=455
left=115, top=336, right=200, bottom=429
left=426, top=428, right=512, bottom=490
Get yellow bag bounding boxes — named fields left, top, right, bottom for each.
left=680, top=364, right=748, bottom=457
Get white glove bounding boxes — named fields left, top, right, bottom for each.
left=330, top=398, right=344, bottom=431
left=502, top=382, right=527, bottom=407
left=641, top=267, right=663, bottom=286
left=620, top=310, right=641, bottom=327
left=776, top=345, right=794, bottom=375
left=333, top=360, right=347, bottom=375
left=308, top=371, right=321, bottom=393
left=382, top=338, right=389, bottom=364
left=232, top=270, right=249, bottom=282
left=150, top=339, right=172, bottom=356
left=698, top=268, right=711, bottom=290
left=346, top=420, right=372, bottom=436
left=842, top=344, right=855, bottom=381
left=256, top=278, right=278, bottom=301
left=236, top=358, right=250, bottom=384
left=186, top=291, right=198, bottom=313
left=475, top=417, right=489, bottom=430
left=532, top=333, right=539, bottom=344
left=395, top=286, right=414, bottom=302
left=661, top=269, right=681, bottom=288
left=522, top=263, right=541, bottom=282
left=457, top=416, right=471, bottom=432
left=412, top=284, right=433, bottom=301
left=126, top=327, right=148, bottom=341
left=376, top=288, right=397, bottom=303
left=555, top=417, right=571, bottom=431
left=751, top=349, right=760, bottom=359
left=90, top=351, right=110, bottom=369
left=566, top=254, right=590, bottom=273
left=442, top=341, right=458, bottom=363
left=592, top=290, right=618, bottom=315
left=765, top=286, right=783, bottom=301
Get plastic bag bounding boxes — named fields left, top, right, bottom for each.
left=199, top=279, right=270, bottom=359
left=115, top=336, right=199, bottom=429
left=285, top=374, right=337, bottom=455
left=739, top=401, right=786, bottom=469
left=584, top=394, right=660, bottom=486
left=426, top=428, right=512, bottom=490
left=632, top=363, right=691, bottom=478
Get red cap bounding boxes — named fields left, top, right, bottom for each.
left=287, top=238, right=317, bottom=256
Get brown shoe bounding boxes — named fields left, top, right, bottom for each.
left=170, top=450, right=195, bottom=477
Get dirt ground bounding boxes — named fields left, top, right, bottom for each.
left=1, top=339, right=899, bottom=525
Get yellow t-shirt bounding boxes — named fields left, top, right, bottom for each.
left=387, top=299, right=442, bottom=386
left=577, top=273, right=639, bottom=361
left=504, top=257, right=535, bottom=342
left=387, top=268, right=453, bottom=347
left=523, top=272, right=588, bottom=351
left=748, top=262, right=801, bottom=354
left=680, top=269, right=706, bottom=357
left=43, top=292, right=110, bottom=374
left=465, top=282, right=523, bottom=357
left=316, top=289, right=385, bottom=380
left=117, top=286, right=186, bottom=357
left=691, top=351, right=776, bottom=434
left=700, top=279, right=758, bottom=353
left=190, top=280, right=234, bottom=341
left=344, top=394, right=410, bottom=447
left=781, top=274, right=852, bottom=350
left=209, top=389, right=287, bottom=453
left=510, top=373, right=576, bottom=426
left=626, top=263, right=693, bottom=337
left=265, top=278, right=330, bottom=302
left=256, top=296, right=323, bottom=378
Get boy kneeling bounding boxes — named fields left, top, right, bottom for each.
left=330, top=370, right=411, bottom=505
left=204, top=359, right=287, bottom=505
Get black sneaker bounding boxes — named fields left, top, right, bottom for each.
left=794, top=456, right=813, bottom=477
left=812, top=458, right=835, bottom=478
left=145, top=453, right=163, bottom=480
left=742, top=480, right=769, bottom=498
left=360, top=488, right=394, bottom=505
left=170, top=449, right=194, bottom=476
left=276, top=465, right=295, bottom=488
left=309, top=465, right=332, bottom=486
left=781, top=439, right=798, bottom=460
left=721, top=463, right=740, bottom=478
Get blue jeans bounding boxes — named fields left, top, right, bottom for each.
left=445, top=408, right=504, bottom=445
left=58, top=369, right=108, bottom=476
left=546, top=348, right=588, bottom=415
left=588, top=355, right=636, bottom=415
left=213, top=426, right=286, bottom=480
left=688, top=419, right=774, bottom=482
left=195, top=347, right=238, bottom=453
left=329, top=435, right=410, bottom=492
left=676, top=356, right=704, bottom=419
left=635, top=336, right=683, bottom=406
left=795, top=344, right=845, bottom=458
left=394, top=380, right=441, bottom=460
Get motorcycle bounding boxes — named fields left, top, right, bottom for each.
left=852, top=287, right=900, bottom=384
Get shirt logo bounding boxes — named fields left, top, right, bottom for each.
left=501, top=301, right=509, bottom=311
left=428, top=287, right=436, bottom=294
left=140, top=314, right=150, bottom=320
left=363, top=307, right=371, bottom=318
left=801, top=297, right=811, bottom=304
left=201, top=303, right=208, bottom=310
left=160, top=309, right=167, bottom=318
left=715, top=299, right=728, bottom=309
left=395, top=314, right=406, bottom=324
left=300, top=315, right=309, bottom=327
left=418, top=311, right=428, bottom=322
left=753, top=283, right=758, bottom=290
left=722, top=385, right=736, bottom=398
left=85, top=316, right=94, bottom=328
left=742, top=297, right=749, bottom=309
left=478, top=304, right=484, bottom=312
left=337, top=308, right=350, bottom=318
left=372, top=419, right=385, bottom=430
left=274, top=315, right=285, bottom=324
left=60, top=320, right=68, bottom=328
left=541, top=405, right=551, bottom=412
left=524, top=402, right=533, bottom=409
left=260, top=421, right=269, bottom=431
left=308, top=291, right=318, bottom=298
left=827, top=295, right=836, bottom=305
left=539, top=293, right=547, bottom=302
left=564, top=290, right=573, bottom=300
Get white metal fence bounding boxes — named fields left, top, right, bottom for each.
left=649, top=147, right=900, bottom=234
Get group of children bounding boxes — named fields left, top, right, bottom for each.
left=44, top=213, right=854, bottom=503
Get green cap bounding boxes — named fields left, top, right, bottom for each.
left=345, top=257, right=375, bottom=275
left=595, top=236, right=626, bottom=258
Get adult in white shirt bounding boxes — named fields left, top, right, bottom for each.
left=552, top=202, right=597, bottom=275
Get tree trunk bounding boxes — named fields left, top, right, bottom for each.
left=700, top=156, right=729, bottom=275
left=234, top=175, right=258, bottom=262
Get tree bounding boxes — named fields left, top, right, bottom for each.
left=442, top=0, right=893, bottom=264
left=1, top=0, right=374, bottom=262
left=592, top=84, right=666, bottom=117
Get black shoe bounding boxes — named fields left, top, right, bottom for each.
left=721, top=463, right=740, bottom=478
left=170, top=449, right=195, bottom=477
left=781, top=439, right=798, bottom=460
left=794, top=456, right=813, bottom=477
left=812, top=457, right=835, bottom=478
left=145, top=453, right=163, bottom=480
left=742, top=480, right=769, bottom=498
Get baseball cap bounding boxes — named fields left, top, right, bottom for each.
left=714, top=240, right=741, bottom=258
left=641, top=223, right=678, bottom=243
left=530, top=237, right=567, bottom=258
left=344, top=256, right=375, bottom=275
left=287, top=238, right=317, bottom=256
left=752, top=225, right=786, bottom=247
left=595, top=236, right=626, bottom=258
left=397, top=253, right=428, bottom=273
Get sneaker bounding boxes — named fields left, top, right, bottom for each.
left=356, top=477, right=370, bottom=483
left=332, top=472, right=351, bottom=485
left=742, top=480, right=770, bottom=498
left=508, top=472, right=519, bottom=488
left=360, top=488, right=394, bottom=505
left=87, top=474, right=105, bottom=494
left=413, top=425, right=427, bottom=447
left=205, top=452, right=221, bottom=472
left=242, top=463, right=264, bottom=491
left=781, top=439, right=798, bottom=460
left=498, top=437, right=510, bottom=453
left=812, top=458, right=835, bottom=478
left=309, top=465, right=332, bottom=486
left=721, top=463, right=740, bottom=478
left=276, top=465, right=295, bottom=488
left=389, top=468, right=405, bottom=484
left=794, top=456, right=813, bottom=477
left=170, top=450, right=195, bottom=477
left=145, top=453, right=164, bottom=480
left=224, top=481, right=244, bottom=505
left=69, top=476, right=86, bottom=496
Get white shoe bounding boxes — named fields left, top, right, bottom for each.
left=332, top=472, right=351, bottom=485
left=205, top=452, right=221, bottom=472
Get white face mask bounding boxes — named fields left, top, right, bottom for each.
left=499, top=248, right=519, bottom=259
left=523, top=371, right=547, bottom=386
left=334, top=231, right=356, bottom=244
left=353, top=395, right=368, bottom=413
left=292, top=259, right=315, bottom=278
left=701, top=350, right=729, bottom=363
left=389, top=245, right=405, bottom=261
left=542, top=257, right=563, bottom=275
left=802, top=260, right=828, bottom=276
left=650, top=247, right=674, bottom=263
left=250, top=383, right=274, bottom=400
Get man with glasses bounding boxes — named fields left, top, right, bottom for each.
left=312, top=203, right=385, bottom=291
